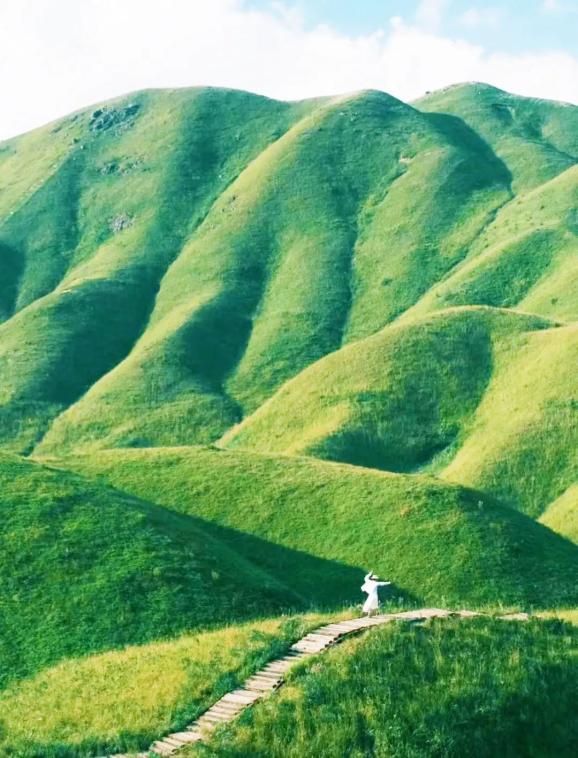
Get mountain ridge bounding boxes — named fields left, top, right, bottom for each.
left=0, top=83, right=575, bottom=529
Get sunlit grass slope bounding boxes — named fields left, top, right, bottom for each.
left=222, top=307, right=549, bottom=470
left=0, top=84, right=575, bottom=458
left=540, top=484, right=578, bottom=544
left=0, top=87, right=316, bottom=453
left=222, top=306, right=576, bottom=516
left=55, top=446, right=578, bottom=610
left=0, top=615, right=329, bottom=757
left=401, top=164, right=578, bottom=324
left=441, top=321, right=577, bottom=517
left=1, top=83, right=576, bottom=536
left=197, top=617, right=578, bottom=758
left=0, top=453, right=295, bottom=687
left=417, top=82, right=578, bottom=191
left=1, top=86, right=512, bottom=455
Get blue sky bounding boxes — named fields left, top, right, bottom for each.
left=0, top=0, right=577, bottom=141
left=250, top=0, right=578, bottom=54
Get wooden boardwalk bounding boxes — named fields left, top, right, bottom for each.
left=105, top=608, right=528, bottom=758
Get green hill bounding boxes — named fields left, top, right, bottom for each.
left=417, top=82, right=578, bottom=191
left=0, top=453, right=296, bottom=687
left=0, top=614, right=325, bottom=757
left=401, top=164, right=578, bottom=324
left=1, top=86, right=514, bottom=455
left=0, top=88, right=316, bottom=453
left=198, top=617, right=578, bottom=758
left=222, top=307, right=576, bottom=517
left=54, top=446, right=578, bottom=611
left=0, top=82, right=577, bottom=679
left=441, top=320, right=577, bottom=517
left=0, top=83, right=572, bottom=532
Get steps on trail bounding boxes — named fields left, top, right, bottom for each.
left=103, top=608, right=526, bottom=757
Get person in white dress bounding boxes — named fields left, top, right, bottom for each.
left=361, top=571, right=391, bottom=616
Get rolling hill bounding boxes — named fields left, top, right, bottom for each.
left=198, top=617, right=578, bottom=758
left=222, top=307, right=577, bottom=518
left=0, top=84, right=517, bottom=455
left=417, top=82, right=578, bottom=192
left=0, top=83, right=573, bottom=535
left=0, top=453, right=296, bottom=687
left=0, top=615, right=324, bottom=757
left=54, top=446, right=578, bottom=611
left=540, top=484, right=578, bottom=544
left=0, top=81, right=577, bottom=729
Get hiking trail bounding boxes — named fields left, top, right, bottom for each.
left=105, top=607, right=529, bottom=757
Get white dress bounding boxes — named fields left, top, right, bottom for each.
left=361, top=573, right=391, bottom=612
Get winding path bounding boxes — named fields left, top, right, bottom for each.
left=107, top=608, right=528, bottom=758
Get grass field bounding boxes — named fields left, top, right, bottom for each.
left=0, top=614, right=336, bottom=757
left=540, top=484, right=578, bottom=544
left=54, top=446, right=578, bottom=611
left=195, top=617, right=578, bottom=757
left=222, top=307, right=576, bottom=518
left=0, top=83, right=575, bottom=550
left=0, top=453, right=299, bottom=687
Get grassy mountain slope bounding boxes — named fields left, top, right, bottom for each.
left=401, top=164, right=578, bottom=324
left=54, top=446, right=578, bottom=611
left=222, top=306, right=547, bottom=468
left=0, top=83, right=576, bottom=622
left=0, top=615, right=326, bottom=757
left=222, top=306, right=576, bottom=516
left=0, top=85, right=574, bottom=478
left=0, top=87, right=513, bottom=455
left=540, top=484, right=578, bottom=544
left=199, top=617, right=578, bottom=758
left=0, top=88, right=315, bottom=453
left=442, top=321, right=578, bottom=517
left=417, top=82, right=578, bottom=191
left=0, top=453, right=296, bottom=687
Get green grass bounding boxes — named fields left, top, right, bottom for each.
left=417, top=83, right=578, bottom=192
left=402, top=164, right=578, bottom=324
left=0, top=81, right=576, bottom=755
left=441, top=321, right=578, bottom=517
left=540, top=484, right=578, bottom=544
left=540, top=609, right=578, bottom=626
left=196, top=617, right=578, bottom=758
left=221, top=306, right=546, bottom=469
left=0, top=614, right=335, bottom=757
left=53, top=446, right=578, bottom=611
left=0, top=453, right=299, bottom=688
left=1, top=86, right=515, bottom=455
left=222, top=306, right=576, bottom=517
left=0, top=88, right=316, bottom=453
left=0, top=87, right=574, bottom=540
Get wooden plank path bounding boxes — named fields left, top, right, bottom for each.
left=104, top=608, right=528, bottom=758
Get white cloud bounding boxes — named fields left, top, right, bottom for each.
left=458, top=7, right=505, bottom=28
left=0, top=0, right=576, bottom=142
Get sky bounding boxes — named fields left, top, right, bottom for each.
left=0, top=0, right=577, bottom=141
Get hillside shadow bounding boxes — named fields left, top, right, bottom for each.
left=140, top=495, right=415, bottom=610
left=313, top=315, right=497, bottom=476
left=423, top=111, right=513, bottom=189
left=0, top=241, right=24, bottom=322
